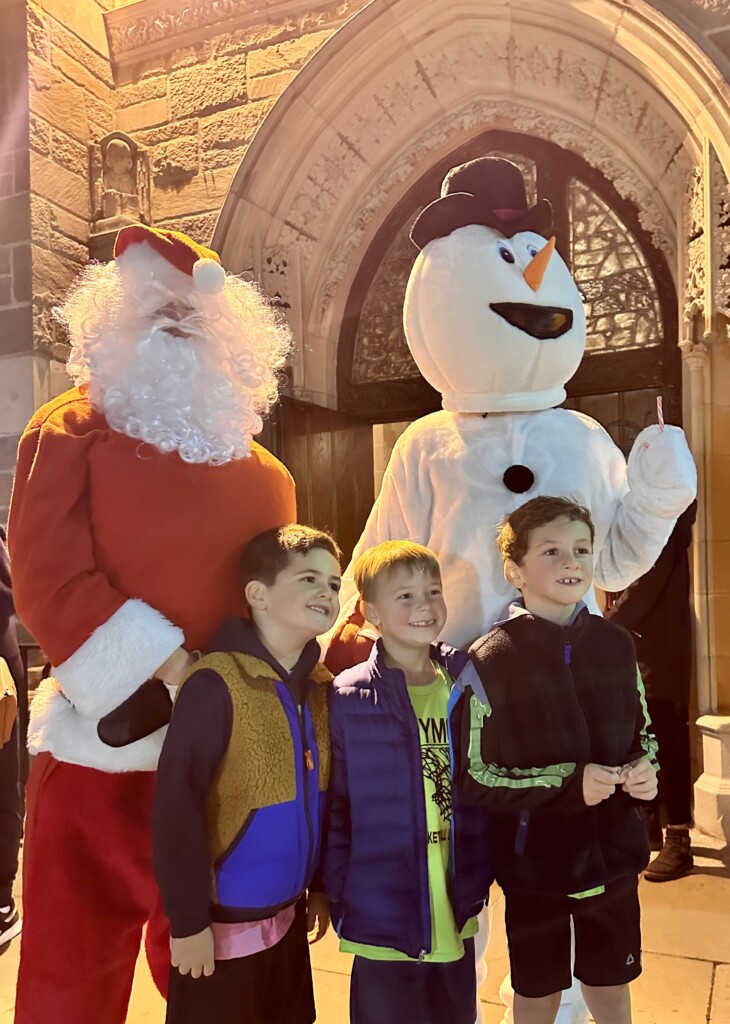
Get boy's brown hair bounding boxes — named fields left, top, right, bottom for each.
left=497, top=496, right=595, bottom=566
left=240, top=524, right=341, bottom=589
left=353, top=540, right=441, bottom=602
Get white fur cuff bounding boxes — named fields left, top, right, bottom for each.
left=53, top=599, right=184, bottom=720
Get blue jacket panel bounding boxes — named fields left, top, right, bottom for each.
left=321, top=640, right=493, bottom=959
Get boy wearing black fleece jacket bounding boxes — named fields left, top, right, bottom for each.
left=153, top=525, right=341, bottom=1024
left=460, top=497, right=657, bottom=1024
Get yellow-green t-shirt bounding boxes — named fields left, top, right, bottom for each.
left=341, top=664, right=479, bottom=962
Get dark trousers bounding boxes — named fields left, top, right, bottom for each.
left=166, top=900, right=315, bottom=1024
left=648, top=699, right=693, bottom=826
left=0, top=721, right=22, bottom=907
left=350, top=938, right=476, bottom=1024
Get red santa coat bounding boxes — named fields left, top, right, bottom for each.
left=8, top=386, right=296, bottom=773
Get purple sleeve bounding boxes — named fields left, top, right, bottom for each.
left=152, top=670, right=231, bottom=938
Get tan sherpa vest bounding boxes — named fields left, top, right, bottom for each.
left=176, top=651, right=332, bottom=870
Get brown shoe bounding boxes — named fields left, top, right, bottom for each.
left=643, top=827, right=694, bottom=882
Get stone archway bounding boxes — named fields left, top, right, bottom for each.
left=213, top=0, right=730, bottom=836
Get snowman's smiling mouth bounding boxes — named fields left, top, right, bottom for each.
left=489, top=303, right=573, bottom=340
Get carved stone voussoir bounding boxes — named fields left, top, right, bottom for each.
left=710, top=149, right=730, bottom=318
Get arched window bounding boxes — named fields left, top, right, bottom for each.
left=339, top=131, right=680, bottom=453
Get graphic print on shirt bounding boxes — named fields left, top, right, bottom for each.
left=418, top=712, right=452, bottom=832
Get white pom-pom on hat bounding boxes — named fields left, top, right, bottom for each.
left=193, top=257, right=226, bottom=294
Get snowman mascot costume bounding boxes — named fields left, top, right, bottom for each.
left=331, top=158, right=696, bottom=1024
left=8, top=224, right=296, bottom=1024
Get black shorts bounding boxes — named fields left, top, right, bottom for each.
left=505, top=876, right=642, bottom=998
left=165, top=899, right=315, bottom=1024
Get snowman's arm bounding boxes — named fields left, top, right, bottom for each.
left=594, top=425, right=697, bottom=593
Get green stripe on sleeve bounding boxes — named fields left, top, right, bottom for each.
left=467, top=694, right=576, bottom=790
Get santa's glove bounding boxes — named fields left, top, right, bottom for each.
left=97, top=678, right=172, bottom=747
left=626, top=425, right=697, bottom=518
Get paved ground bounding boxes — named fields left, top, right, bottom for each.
left=0, top=830, right=728, bottom=1023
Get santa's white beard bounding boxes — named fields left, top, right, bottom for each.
left=60, top=262, right=291, bottom=465
left=90, top=325, right=263, bottom=465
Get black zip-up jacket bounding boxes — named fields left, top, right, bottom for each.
left=460, top=604, right=656, bottom=895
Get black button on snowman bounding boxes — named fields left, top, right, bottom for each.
left=503, top=464, right=535, bottom=493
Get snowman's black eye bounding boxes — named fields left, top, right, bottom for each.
left=498, top=245, right=515, bottom=264
left=527, top=244, right=538, bottom=258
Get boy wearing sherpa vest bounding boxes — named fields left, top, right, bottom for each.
left=153, top=525, right=342, bottom=1024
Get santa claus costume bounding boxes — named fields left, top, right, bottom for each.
left=8, top=225, right=296, bottom=1024
left=328, top=158, right=696, bottom=1024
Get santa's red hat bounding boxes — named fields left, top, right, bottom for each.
left=113, top=224, right=226, bottom=295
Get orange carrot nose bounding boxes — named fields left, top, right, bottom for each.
left=523, top=236, right=556, bottom=292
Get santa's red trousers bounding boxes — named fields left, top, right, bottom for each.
left=15, top=754, right=170, bottom=1024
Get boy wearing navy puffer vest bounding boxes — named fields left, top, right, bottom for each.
left=153, top=525, right=342, bottom=1024
left=321, top=541, right=493, bottom=1024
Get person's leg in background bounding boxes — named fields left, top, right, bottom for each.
left=0, top=719, right=22, bottom=951
left=643, top=699, right=693, bottom=882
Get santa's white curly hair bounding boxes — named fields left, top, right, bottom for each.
left=58, top=248, right=291, bottom=465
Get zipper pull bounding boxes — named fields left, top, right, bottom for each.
left=304, top=749, right=314, bottom=771
left=564, top=641, right=572, bottom=665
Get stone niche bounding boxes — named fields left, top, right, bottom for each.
left=89, top=131, right=151, bottom=262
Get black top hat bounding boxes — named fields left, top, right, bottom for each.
left=410, top=156, right=553, bottom=250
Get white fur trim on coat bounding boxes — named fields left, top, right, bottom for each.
left=53, top=598, right=184, bottom=720
left=28, top=678, right=166, bottom=773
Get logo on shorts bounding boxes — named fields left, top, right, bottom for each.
left=626, top=953, right=635, bottom=966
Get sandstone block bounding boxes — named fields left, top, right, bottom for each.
left=201, top=143, right=249, bottom=173
left=246, top=69, right=296, bottom=102
left=0, top=277, right=12, bottom=307
left=200, top=101, right=273, bottom=150
left=117, top=75, right=168, bottom=109
left=31, top=152, right=89, bottom=219
left=0, top=248, right=10, bottom=275
left=30, top=194, right=51, bottom=248
left=156, top=211, right=218, bottom=246
left=0, top=433, right=21, bottom=468
left=27, top=4, right=51, bottom=64
left=37, top=0, right=110, bottom=55
left=50, top=206, right=88, bottom=244
left=151, top=166, right=236, bottom=220
left=0, top=173, right=12, bottom=203
left=49, top=19, right=112, bottom=86
left=31, top=245, right=79, bottom=297
left=30, top=61, right=88, bottom=142
left=29, top=115, right=51, bottom=158
left=84, top=91, right=114, bottom=136
left=51, top=129, right=88, bottom=179
left=51, top=46, right=111, bottom=103
left=209, top=18, right=299, bottom=59
left=51, top=228, right=87, bottom=265
left=117, top=96, right=169, bottom=132
left=136, top=116, right=198, bottom=148
left=247, top=29, right=331, bottom=78
left=169, top=54, right=247, bottom=119
left=152, top=136, right=199, bottom=186
left=0, top=194, right=30, bottom=246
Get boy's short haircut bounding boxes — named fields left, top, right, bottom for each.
left=240, top=524, right=341, bottom=588
left=353, top=540, right=441, bottom=602
left=497, top=496, right=595, bottom=566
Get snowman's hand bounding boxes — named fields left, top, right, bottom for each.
left=626, top=425, right=697, bottom=517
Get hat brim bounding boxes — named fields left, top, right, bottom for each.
left=410, top=193, right=553, bottom=250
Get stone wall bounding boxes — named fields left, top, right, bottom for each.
left=0, top=0, right=31, bottom=523
left=113, top=0, right=359, bottom=245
